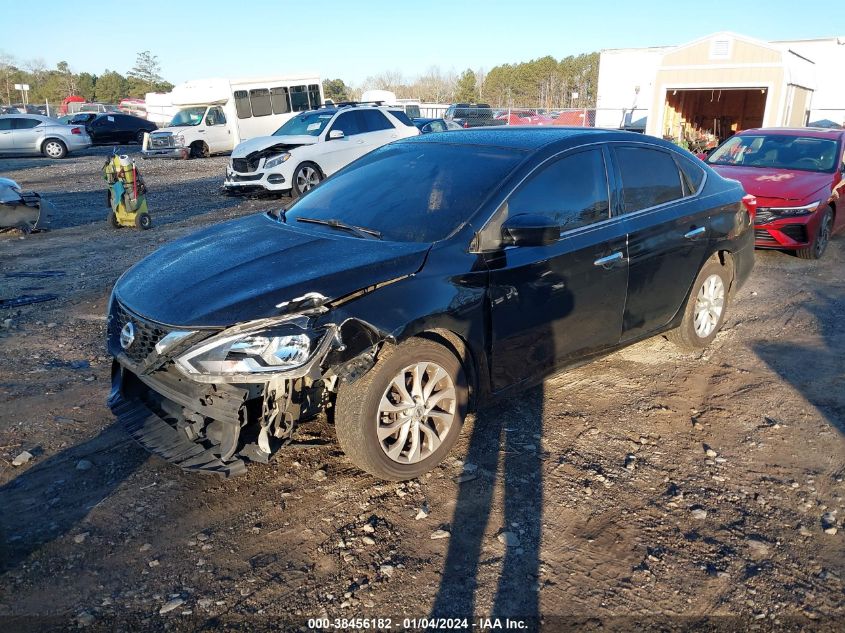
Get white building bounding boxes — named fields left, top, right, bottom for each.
left=596, top=32, right=845, bottom=143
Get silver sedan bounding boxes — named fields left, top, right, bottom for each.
left=0, top=114, right=93, bottom=159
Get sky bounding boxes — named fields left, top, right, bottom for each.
left=1, top=0, right=839, bottom=86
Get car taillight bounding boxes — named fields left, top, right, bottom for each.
left=71, top=127, right=82, bottom=135
left=742, top=194, right=757, bottom=222
left=463, top=121, right=469, bottom=128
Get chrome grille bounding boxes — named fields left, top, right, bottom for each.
left=149, top=135, right=173, bottom=149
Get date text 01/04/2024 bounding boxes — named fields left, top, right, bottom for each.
left=307, top=618, right=529, bottom=630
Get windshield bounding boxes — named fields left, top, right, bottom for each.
left=273, top=111, right=333, bottom=137
left=284, top=142, right=525, bottom=242
left=707, top=134, right=840, bottom=172
left=169, top=107, right=207, bottom=127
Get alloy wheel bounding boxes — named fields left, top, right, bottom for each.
left=814, top=213, right=832, bottom=257
left=693, top=274, right=725, bottom=338
left=377, top=361, right=456, bottom=464
left=296, top=166, right=320, bottom=192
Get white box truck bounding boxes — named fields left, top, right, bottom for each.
left=143, top=75, right=322, bottom=159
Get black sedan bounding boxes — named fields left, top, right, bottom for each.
left=86, top=113, right=157, bottom=145
left=107, top=128, right=755, bottom=480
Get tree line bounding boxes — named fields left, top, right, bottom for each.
left=323, top=52, right=599, bottom=109
left=0, top=51, right=173, bottom=105
left=2, top=47, right=597, bottom=110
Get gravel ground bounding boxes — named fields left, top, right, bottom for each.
left=0, top=148, right=843, bottom=632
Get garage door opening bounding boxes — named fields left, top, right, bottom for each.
left=663, top=88, right=767, bottom=151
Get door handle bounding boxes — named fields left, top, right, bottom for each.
left=593, top=252, right=624, bottom=267
left=684, top=226, right=706, bottom=239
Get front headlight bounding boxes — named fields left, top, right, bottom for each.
left=176, top=323, right=317, bottom=380
left=762, top=200, right=820, bottom=217
left=172, top=135, right=185, bottom=147
left=263, top=152, right=291, bottom=170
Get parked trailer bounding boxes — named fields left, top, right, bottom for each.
left=142, top=75, right=322, bottom=159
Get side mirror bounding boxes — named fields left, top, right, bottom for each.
left=328, top=129, right=345, bottom=140
left=502, top=214, right=559, bottom=247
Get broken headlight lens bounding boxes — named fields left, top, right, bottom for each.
left=175, top=324, right=315, bottom=379
left=263, top=153, right=291, bottom=170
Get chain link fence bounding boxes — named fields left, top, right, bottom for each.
left=428, top=104, right=650, bottom=131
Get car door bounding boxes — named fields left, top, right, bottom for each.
left=89, top=116, right=114, bottom=143
left=486, top=146, right=629, bottom=391
left=612, top=144, right=712, bottom=341
left=358, top=109, right=399, bottom=149
left=320, top=111, right=364, bottom=175
left=0, top=117, right=14, bottom=151
left=11, top=117, right=44, bottom=151
left=202, top=107, right=231, bottom=153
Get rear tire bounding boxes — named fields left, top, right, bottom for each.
left=136, top=130, right=147, bottom=145
left=667, top=257, right=731, bottom=351
left=796, top=207, right=832, bottom=260
left=42, top=139, right=67, bottom=159
left=108, top=211, right=120, bottom=228
left=135, top=213, right=152, bottom=230
left=334, top=338, right=467, bottom=481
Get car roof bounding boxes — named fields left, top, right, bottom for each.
left=398, top=126, right=641, bottom=151
left=0, top=113, right=50, bottom=121
left=738, top=127, right=844, bottom=139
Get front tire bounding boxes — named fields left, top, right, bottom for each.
left=136, top=130, right=147, bottom=145
left=42, top=139, right=67, bottom=159
left=334, top=338, right=467, bottom=481
left=190, top=141, right=209, bottom=159
left=796, top=207, right=832, bottom=260
left=667, top=257, right=731, bottom=351
left=291, top=162, right=323, bottom=198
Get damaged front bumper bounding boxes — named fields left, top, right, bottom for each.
left=107, top=300, right=378, bottom=477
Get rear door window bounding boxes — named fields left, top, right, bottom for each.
left=387, top=110, right=414, bottom=126
left=507, top=148, right=611, bottom=232
left=13, top=118, right=41, bottom=130
left=357, top=110, right=393, bottom=133
left=615, top=146, right=684, bottom=213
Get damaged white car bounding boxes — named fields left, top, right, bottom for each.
left=222, top=104, right=419, bottom=197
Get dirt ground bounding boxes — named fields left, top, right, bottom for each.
left=0, top=147, right=843, bottom=632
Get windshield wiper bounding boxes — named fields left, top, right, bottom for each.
left=296, top=217, right=382, bottom=240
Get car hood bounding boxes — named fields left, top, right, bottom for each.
left=232, top=135, right=318, bottom=158
left=710, top=165, right=832, bottom=201
left=114, top=213, right=431, bottom=328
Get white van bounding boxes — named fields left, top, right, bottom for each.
left=360, top=90, right=421, bottom=118
left=143, top=75, right=322, bottom=159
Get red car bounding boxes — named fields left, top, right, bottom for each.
left=706, top=127, right=844, bottom=259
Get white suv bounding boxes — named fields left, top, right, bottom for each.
left=223, top=104, right=420, bottom=196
